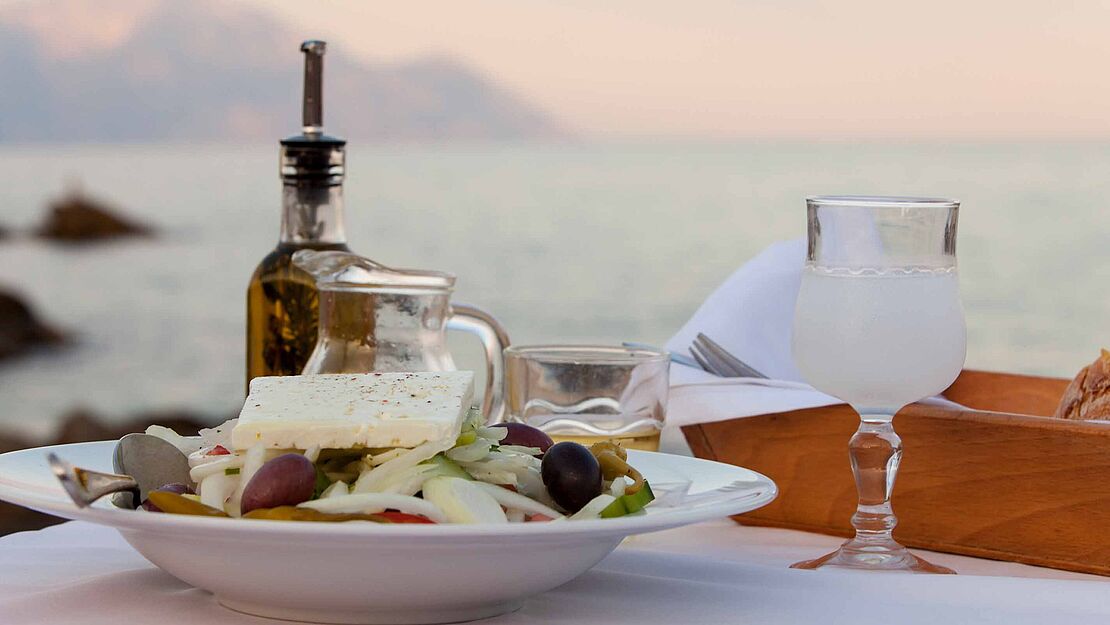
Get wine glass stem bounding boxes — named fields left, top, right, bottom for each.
left=849, top=415, right=902, bottom=544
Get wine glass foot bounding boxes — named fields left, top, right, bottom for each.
left=790, top=538, right=955, bottom=574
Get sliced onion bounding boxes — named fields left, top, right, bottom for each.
left=321, top=481, right=349, bottom=498
left=145, top=425, right=206, bottom=455
left=513, top=468, right=555, bottom=506
left=463, top=454, right=539, bottom=473
left=368, top=448, right=407, bottom=466
left=477, top=426, right=509, bottom=442
left=226, top=442, right=266, bottom=517
left=376, top=464, right=440, bottom=497
left=446, top=440, right=493, bottom=463
left=609, top=476, right=628, bottom=498
left=461, top=467, right=516, bottom=485
left=189, top=456, right=243, bottom=482
left=471, top=481, right=564, bottom=519
left=422, top=477, right=506, bottom=524
left=303, top=445, right=321, bottom=464
left=498, top=445, right=542, bottom=457
left=187, top=448, right=214, bottom=469
left=569, top=494, right=617, bottom=520
left=299, top=493, right=447, bottom=523
left=197, top=418, right=237, bottom=449
left=199, top=472, right=236, bottom=512
left=352, top=438, right=452, bottom=493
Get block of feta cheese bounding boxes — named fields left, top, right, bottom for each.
left=232, top=372, right=474, bottom=450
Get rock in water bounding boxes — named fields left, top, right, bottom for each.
left=36, top=193, right=152, bottom=242
left=0, top=290, right=66, bottom=361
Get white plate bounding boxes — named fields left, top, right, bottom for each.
left=0, top=441, right=777, bottom=624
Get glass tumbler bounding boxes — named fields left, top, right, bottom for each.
left=503, top=345, right=669, bottom=451
left=791, top=195, right=965, bottom=574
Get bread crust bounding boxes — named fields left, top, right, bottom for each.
left=1055, top=349, right=1110, bottom=420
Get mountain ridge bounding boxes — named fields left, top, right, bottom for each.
left=0, top=0, right=566, bottom=142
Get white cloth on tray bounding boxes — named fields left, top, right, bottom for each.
left=664, top=238, right=843, bottom=428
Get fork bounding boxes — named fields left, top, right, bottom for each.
left=690, top=333, right=768, bottom=379
left=48, top=452, right=140, bottom=509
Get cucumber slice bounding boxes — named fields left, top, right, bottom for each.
left=426, top=454, right=474, bottom=480
left=600, top=480, right=655, bottom=518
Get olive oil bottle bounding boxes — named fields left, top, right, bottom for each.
left=246, top=41, right=351, bottom=388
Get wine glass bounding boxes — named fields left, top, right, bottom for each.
left=790, top=195, right=965, bottom=573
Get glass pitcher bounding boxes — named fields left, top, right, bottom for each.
left=292, top=250, right=510, bottom=422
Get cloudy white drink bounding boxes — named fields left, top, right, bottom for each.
left=792, top=267, right=966, bottom=413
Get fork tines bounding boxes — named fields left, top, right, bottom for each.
left=691, top=333, right=768, bottom=379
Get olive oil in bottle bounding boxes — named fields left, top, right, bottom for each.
left=246, top=41, right=351, bottom=387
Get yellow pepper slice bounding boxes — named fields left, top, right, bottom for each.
left=146, top=491, right=229, bottom=517
left=243, top=506, right=390, bottom=523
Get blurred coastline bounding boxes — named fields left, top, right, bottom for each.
left=1, top=139, right=1109, bottom=443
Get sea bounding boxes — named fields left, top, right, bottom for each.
left=0, top=141, right=1105, bottom=438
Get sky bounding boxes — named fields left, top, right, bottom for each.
left=2, top=0, right=1109, bottom=139
left=227, top=1, right=1110, bottom=139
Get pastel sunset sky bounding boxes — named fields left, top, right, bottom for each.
left=9, top=0, right=1110, bottom=139
left=245, top=1, right=1110, bottom=139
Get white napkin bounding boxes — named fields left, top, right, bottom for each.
left=664, top=238, right=843, bottom=428
left=668, top=238, right=809, bottom=383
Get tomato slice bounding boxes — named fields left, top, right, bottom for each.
left=376, top=511, right=436, bottom=524
left=207, top=445, right=231, bottom=456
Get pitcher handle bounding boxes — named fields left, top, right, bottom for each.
left=447, top=304, right=510, bottom=423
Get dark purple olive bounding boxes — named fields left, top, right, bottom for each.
left=141, top=483, right=194, bottom=512
left=540, top=442, right=602, bottom=513
left=498, top=423, right=554, bottom=454
left=240, top=453, right=316, bottom=514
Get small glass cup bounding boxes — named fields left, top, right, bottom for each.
left=503, top=345, right=669, bottom=451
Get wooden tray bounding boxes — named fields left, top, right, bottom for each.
left=682, top=369, right=1110, bottom=575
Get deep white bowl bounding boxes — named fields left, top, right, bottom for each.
left=0, top=441, right=776, bottom=624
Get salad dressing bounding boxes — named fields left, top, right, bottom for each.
left=246, top=41, right=355, bottom=388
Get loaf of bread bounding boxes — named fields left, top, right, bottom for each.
left=1055, top=349, right=1110, bottom=420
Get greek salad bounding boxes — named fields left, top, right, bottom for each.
left=143, top=408, right=655, bottom=524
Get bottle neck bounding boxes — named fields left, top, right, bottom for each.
left=280, top=183, right=347, bottom=245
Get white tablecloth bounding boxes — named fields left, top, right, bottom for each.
left=2, top=519, right=1106, bottom=625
